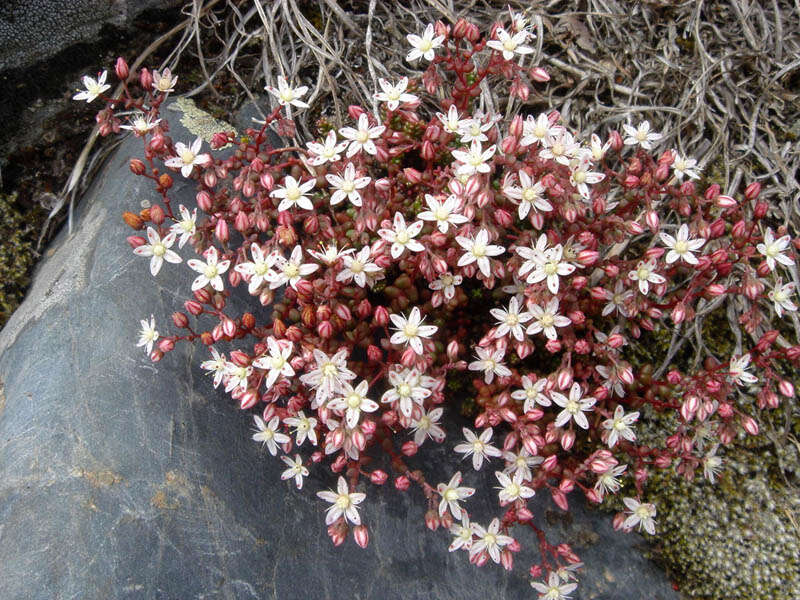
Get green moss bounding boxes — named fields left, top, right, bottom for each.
left=0, top=193, right=39, bottom=326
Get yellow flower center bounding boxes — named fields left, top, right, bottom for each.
left=204, top=264, right=218, bottom=279
left=503, top=39, right=517, bottom=52
left=573, top=170, right=586, bottom=184
left=342, top=180, right=355, bottom=193
left=152, top=242, right=166, bottom=257
left=444, top=488, right=459, bottom=501
left=472, top=244, right=486, bottom=258
left=522, top=188, right=537, bottom=202
left=284, top=263, right=299, bottom=278
left=349, top=260, right=363, bottom=273
left=335, top=495, right=352, bottom=510
left=347, top=393, right=362, bottom=408
left=540, top=314, right=554, bottom=328
left=271, top=355, right=285, bottom=370
left=396, top=231, right=410, bottom=244
left=674, top=240, right=688, bottom=254
left=255, top=262, right=269, bottom=276
left=544, top=261, right=558, bottom=276
left=357, top=130, right=370, bottom=143
left=286, top=187, right=301, bottom=201
left=403, top=323, right=418, bottom=338
left=180, top=149, right=195, bottom=165
left=435, top=206, right=450, bottom=220
left=398, top=383, right=411, bottom=397
left=322, top=362, right=338, bottom=377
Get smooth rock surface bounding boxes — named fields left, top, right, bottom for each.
left=0, top=0, right=178, bottom=72
left=0, top=104, right=681, bottom=600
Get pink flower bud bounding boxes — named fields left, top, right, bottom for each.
left=317, top=320, right=333, bottom=339
left=654, top=163, right=670, bottom=182
left=353, top=524, right=369, bottom=548
left=557, top=369, right=573, bottom=390
left=626, top=220, right=644, bottom=234
left=400, top=347, right=418, bottom=367
left=424, top=509, right=440, bottom=531
left=418, top=140, right=435, bottom=161
left=327, top=522, right=346, bottom=546
left=560, top=429, right=575, bottom=451
left=403, top=167, right=422, bottom=184
left=157, top=338, right=174, bottom=353
left=500, top=549, right=514, bottom=571
left=239, top=389, right=258, bottom=410
left=778, top=380, right=794, bottom=398
left=494, top=208, right=513, bottom=227
left=753, top=201, right=768, bottom=219
left=501, top=135, right=517, bottom=155
left=545, top=339, right=561, bottom=353
left=139, top=68, right=153, bottom=89
left=127, top=235, right=146, bottom=249
left=394, top=475, right=410, bottom=491
left=401, top=441, right=418, bottom=457
left=221, top=317, right=236, bottom=338
left=716, top=194, right=737, bottom=209
left=741, top=415, right=759, bottom=436
left=706, top=283, right=726, bottom=296
left=672, top=303, right=686, bottom=324
left=542, top=455, right=558, bottom=471
left=744, top=181, right=761, bottom=200
left=607, top=333, right=625, bottom=349
left=566, top=310, right=584, bottom=325
left=645, top=211, right=659, bottom=232
left=233, top=210, right=249, bottom=232
left=368, top=470, right=388, bottom=485
left=373, top=306, right=389, bottom=327
left=476, top=190, right=492, bottom=208
left=149, top=204, right=165, bottom=225
left=551, top=489, right=568, bottom=511
left=624, top=175, right=640, bottom=189
left=529, top=67, right=550, bottom=82
left=114, top=57, right=129, bottom=80
left=654, top=454, right=672, bottom=469
left=717, top=402, right=733, bottom=418
left=348, top=105, right=365, bottom=119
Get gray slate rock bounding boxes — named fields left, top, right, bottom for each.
left=0, top=104, right=680, bottom=600
left=0, top=0, right=178, bottom=72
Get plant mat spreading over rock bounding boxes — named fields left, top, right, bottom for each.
left=2, top=0, right=799, bottom=598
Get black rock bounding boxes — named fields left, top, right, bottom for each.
left=0, top=104, right=680, bottom=600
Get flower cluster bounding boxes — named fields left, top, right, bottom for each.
left=82, top=11, right=800, bottom=598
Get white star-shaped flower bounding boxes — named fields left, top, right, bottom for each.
left=164, top=137, right=212, bottom=178
left=448, top=515, right=474, bottom=552
left=326, top=162, right=371, bottom=207
left=252, top=415, right=290, bottom=456
left=252, top=337, right=294, bottom=390
left=503, top=171, right=552, bottom=220
left=526, top=298, right=572, bottom=341
left=299, top=349, right=356, bottom=407
left=136, top=315, right=159, bottom=354
left=406, top=23, right=444, bottom=62
left=200, top=347, right=227, bottom=388
left=602, top=405, right=639, bottom=448
left=768, top=277, right=798, bottom=317
left=468, top=347, right=511, bottom=384
left=327, top=380, right=379, bottom=429
left=502, top=448, right=544, bottom=481
left=728, top=353, right=758, bottom=386
left=339, top=113, right=385, bottom=157
left=389, top=306, right=438, bottom=355
left=511, top=374, right=552, bottom=411
left=265, top=76, right=309, bottom=108
left=539, top=129, right=579, bottom=166
left=234, top=243, right=279, bottom=294
left=486, top=28, right=534, bottom=61
left=569, top=158, right=605, bottom=200
left=337, top=246, right=382, bottom=288
left=152, top=68, right=178, bottom=94
left=469, top=518, right=514, bottom=564
left=659, top=224, right=706, bottom=265
left=495, top=469, right=535, bottom=505
left=520, top=113, right=560, bottom=148
left=280, top=454, right=309, bottom=489
left=429, top=272, right=463, bottom=302
left=456, top=229, right=505, bottom=277
left=283, top=410, right=319, bottom=446
left=269, top=245, right=319, bottom=290
left=437, top=472, right=475, bottom=519
left=757, top=227, right=794, bottom=271
left=378, top=212, right=425, bottom=259
left=133, top=226, right=182, bottom=276
left=373, top=77, right=418, bottom=111
left=454, top=427, right=502, bottom=471
left=410, top=407, right=445, bottom=446
left=380, top=367, right=431, bottom=418
left=437, top=105, right=471, bottom=135
left=120, top=112, right=161, bottom=136
left=531, top=572, right=578, bottom=600
left=271, top=175, right=316, bottom=212
left=622, top=497, right=657, bottom=535
left=490, top=297, right=533, bottom=341
left=417, top=194, right=469, bottom=233
left=628, top=258, right=665, bottom=295
left=317, top=476, right=366, bottom=526
left=517, top=237, right=575, bottom=294
left=550, top=383, right=596, bottom=430
left=451, top=140, right=496, bottom=176
left=622, top=120, right=662, bottom=150
left=671, top=152, right=701, bottom=180
left=187, top=246, right=230, bottom=292
left=73, top=70, right=110, bottom=102
left=169, top=204, right=197, bottom=249
left=308, top=242, right=354, bottom=266
left=306, top=130, right=348, bottom=166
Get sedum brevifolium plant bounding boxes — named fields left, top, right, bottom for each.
left=77, top=11, right=799, bottom=598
